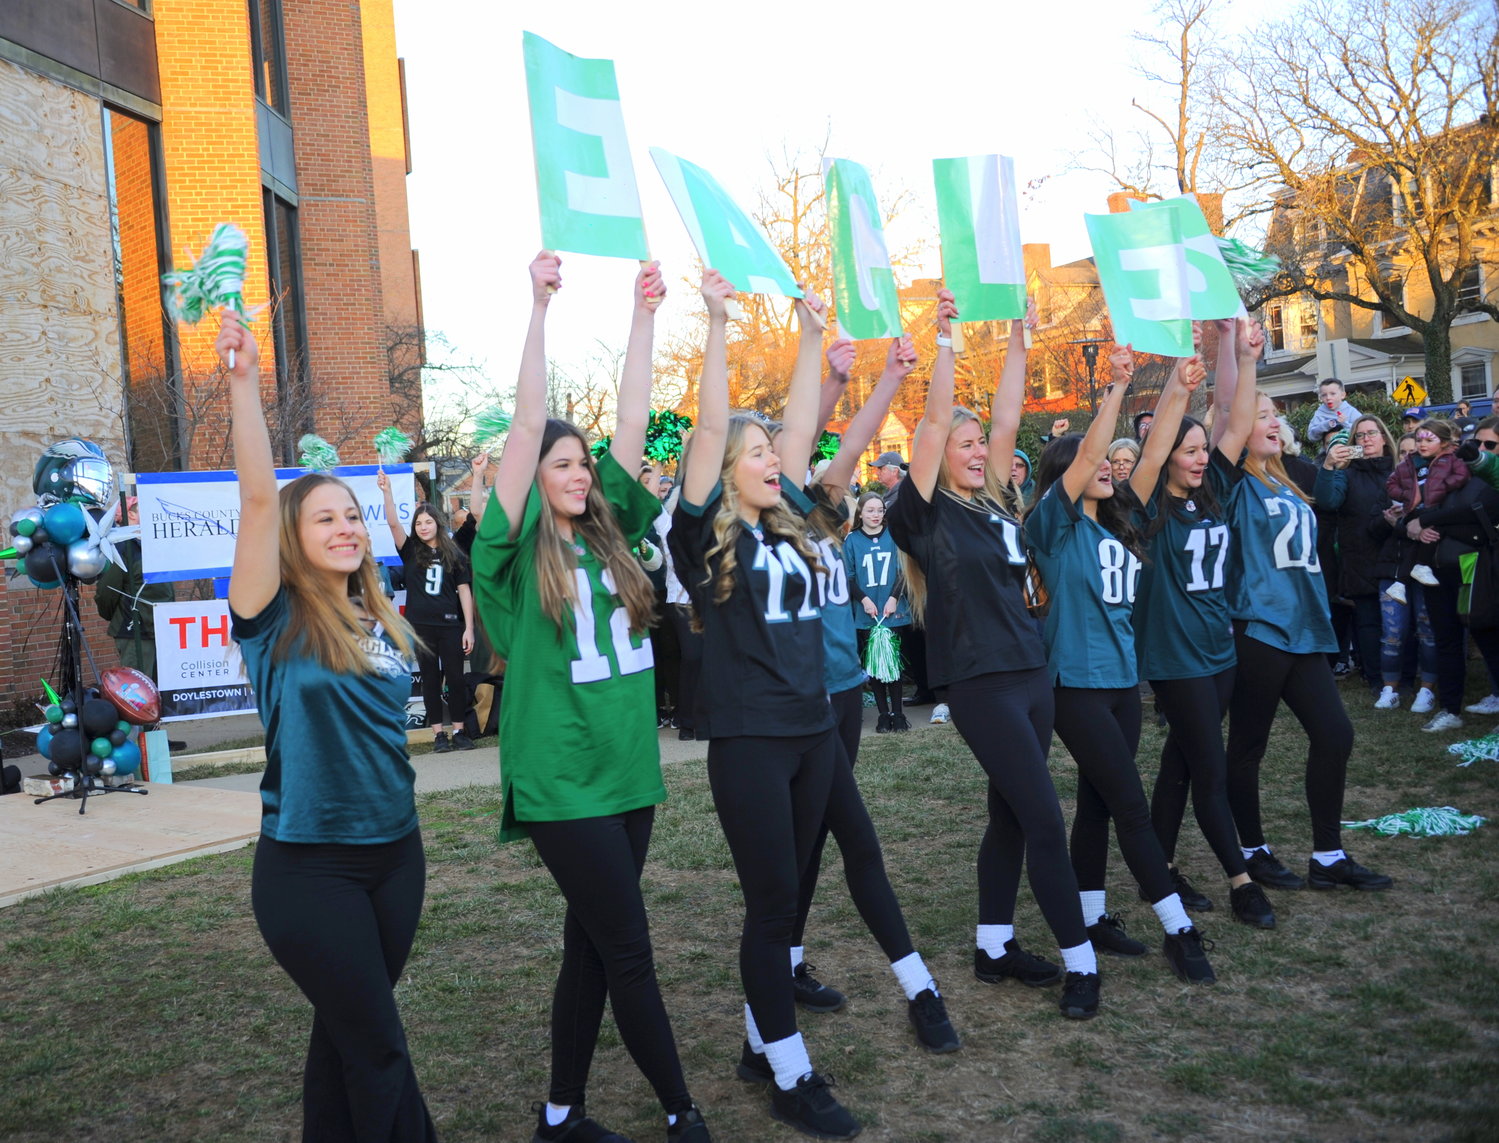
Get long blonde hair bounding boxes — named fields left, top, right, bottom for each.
left=273, top=474, right=419, bottom=673
left=702, top=414, right=824, bottom=609
left=532, top=419, right=657, bottom=638
left=901, top=406, right=1023, bottom=627
left=1242, top=391, right=1313, bottom=505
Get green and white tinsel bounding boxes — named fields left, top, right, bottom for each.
left=162, top=223, right=248, bottom=323
left=1342, top=806, right=1486, bottom=837
left=864, top=622, right=901, bottom=683
left=1215, top=236, right=1281, bottom=292
left=373, top=426, right=413, bottom=467
left=298, top=434, right=340, bottom=472
left=1448, top=734, right=1499, bottom=766
left=473, top=407, right=514, bottom=450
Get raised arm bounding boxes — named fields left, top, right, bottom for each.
left=907, top=290, right=961, bottom=502
left=467, top=452, right=490, bottom=524
left=987, top=298, right=1039, bottom=489
left=680, top=270, right=736, bottom=506
left=376, top=470, right=407, bottom=550
left=608, top=261, right=665, bottom=473
left=1129, top=351, right=1206, bottom=498
left=1059, top=348, right=1133, bottom=503
left=775, top=291, right=831, bottom=484
left=817, top=337, right=856, bottom=432
left=491, top=252, right=562, bottom=539
left=821, top=336, right=916, bottom=492
left=221, top=312, right=280, bottom=618
left=1211, top=317, right=1265, bottom=459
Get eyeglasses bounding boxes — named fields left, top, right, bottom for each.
left=1482, top=440, right=1499, bottom=451
left=1352, top=430, right=1382, bottom=440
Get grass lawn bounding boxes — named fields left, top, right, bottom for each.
left=1, top=675, right=1495, bottom=1142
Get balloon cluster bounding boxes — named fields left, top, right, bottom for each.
left=3, top=439, right=123, bottom=588
left=35, top=668, right=157, bottom=780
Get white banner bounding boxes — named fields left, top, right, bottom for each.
left=153, top=599, right=254, bottom=720
left=135, top=465, right=418, bottom=584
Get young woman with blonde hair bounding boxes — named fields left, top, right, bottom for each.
left=470, top=253, right=711, bottom=1143
left=222, top=313, right=438, bottom=1142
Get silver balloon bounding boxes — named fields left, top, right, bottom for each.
left=11, top=507, right=43, bottom=530
left=67, top=538, right=107, bottom=581
left=100, top=759, right=117, bottom=776
left=12, top=534, right=32, bottom=555
left=61, top=713, right=78, bottom=728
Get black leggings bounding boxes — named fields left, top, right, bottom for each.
left=251, top=829, right=437, bottom=1143
left=667, top=605, right=702, bottom=733
left=1226, top=623, right=1352, bottom=852
left=855, top=629, right=905, bottom=716
left=526, top=808, right=690, bottom=1114
left=946, top=669, right=1087, bottom=950
left=792, top=686, right=914, bottom=962
left=1148, top=670, right=1247, bottom=879
left=709, top=729, right=837, bottom=1044
left=412, top=624, right=467, bottom=727
left=1054, top=686, right=1175, bottom=904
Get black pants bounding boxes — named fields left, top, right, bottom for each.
left=1351, top=594, right=1383, bottom=691
left=1054, top=686, right=1175, bottom=904
left=1226, top=623, right=1352, bottom=852
left=792, top=686, right=914, bottom=962
left=1149, top=669, right=1247, bottom=879
left=946, top=669, right=1087, bottom=949
left=903, top=625, right=934, bottom=699
left=709, top=729, right=837, bottom=1043
left=526, top=809, right=690, bottom=1114
left=649, top=590, right=681, bottom=714
left=856, top=629, right=905, bottom=717
left=252, top=830, right=437, bottom=1143
left=412, top=624, right=467, bottom=727
left=1422, top=571, right=1469, bottom=716
left=667, top=605, right=702, bottom=733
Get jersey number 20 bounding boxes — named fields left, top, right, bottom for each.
left=569, top=568, right=654, bottom=684
left=1263, top=498, right=1321, bottom=573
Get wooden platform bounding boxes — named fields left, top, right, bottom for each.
left=0, top=781, right=261, bottom=909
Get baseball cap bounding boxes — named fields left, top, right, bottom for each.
left=869, top=451, right=906, bottom=468
left=1403, top=407, right=1427, bottom=421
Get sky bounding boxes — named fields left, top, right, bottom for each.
left=388, top=0, right=1289, bottom=393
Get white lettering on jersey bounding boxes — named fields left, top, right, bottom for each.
left=990, top=514, right=1026, bottom=565
left=814, top=537, right=850, bottom=606
left=1263, top=497, right=1320, bottom=572
left=1099, top=538, right=1142, bottom=604
left=1183, top=524, right=1230, bottom=592
left=754, top=540, right=822, bottom=624
left=568, top=567, right=654, bottom=684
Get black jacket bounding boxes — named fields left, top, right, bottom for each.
left=1312, top=455, right=1395, bottom=598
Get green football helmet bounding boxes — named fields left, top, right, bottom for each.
left=33, top=439, right=115, bottom=508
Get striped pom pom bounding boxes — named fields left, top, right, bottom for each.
left=1342, top=806, right=1486, bottom=837
left=373, top=426, right=413, bottom=467
left=162, top=223, right=249, bottom=323
left=1215, top=236, right=1281, bottom=292
left=474, top=406, right=513, bottom=449
left=863, top=622, right=902, bottom=683
left=1448, top=733, right=1499, bottom=767
left=297, top=434, right=341, bottom=472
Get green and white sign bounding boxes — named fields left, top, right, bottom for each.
left=650, top=148, right=801, bottom=298
left=1128, top=195, right=1244, bottom=319
left=932, top=154, right=1027, bottom=321
left=522, top=32, right=648, bottom=260
left=823, top=158, right=902, bottom=340
left=1086, top=208, right=1194, bottom=357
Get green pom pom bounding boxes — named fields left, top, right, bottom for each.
left=162, top=223, right=248, bottom=324
left=644, top=410, right=693, bottom=463
left=1448, top=733, right=1499, bottom=766
left=815, top=431, right=841, bottom=461
left=863, top=623, right=902, bottom=682
left=297, top=434, right=341, bottom=472
left=373, top=426, right=413, bottom=466
left=590, top=436, right=612, bottom=459
left=1342, top=806, right=1486, bottom=837
left=474, top=406, right=514, bottom=449
left=1216, top=236, right=1281, bottom=292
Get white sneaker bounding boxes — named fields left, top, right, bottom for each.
left=1465, top=694, right=1499, bottom=714
left=1410, top=687, right=1437, bottom=714
left=1374, top=686, right=1401, bottom=710
left=930, top=703, right=951, bottom=724
left=1383, top=582, right=1408, bottom=604
left=1410, top=563, right=1439, bottom=586
left=1421, top=711, right=1464, bottom=733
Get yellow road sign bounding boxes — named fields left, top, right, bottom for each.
left=1392, top=376, right=1427, bottom=406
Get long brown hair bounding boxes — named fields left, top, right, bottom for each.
left=272, top=474, right=419, bottom=673
left=406, top=501, right=464, bottom=571
left=533, top=419, right=656, bottom=638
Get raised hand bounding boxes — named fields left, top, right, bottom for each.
left=1180, top=355, right=1207, bottom=392
left=530, top=251, right=562, bottom=301
left=215, top=311, right=258, bottom=378
left=795, top=287, right=829, bottom=335
left=1237, top=317, right=1266, bottom=361
left=936, top=288, right=959, bottom=336
left=1108, top=344, right=1136, bottom=385
left=888, top=334, right=917, bottom=377
left=826, top=337, right=856, bottom=379
left=637, top=260, right=665, bottom=314
left=701, top=269, right=735, bottom=319
left=1051, top=418, right=1071, bottom=437
left=471, top=452, right=490, bottom=476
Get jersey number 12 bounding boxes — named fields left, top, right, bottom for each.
left=569, top=568, right=654, bottom=684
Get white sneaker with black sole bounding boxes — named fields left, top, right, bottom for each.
left=1410, top=687, right=1437, bottom=714
left=929, top=703, right=950, bottom=724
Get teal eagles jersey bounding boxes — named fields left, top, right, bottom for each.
left=1211, top=450, right=1335, bottom=654
left=807, top=486, right=866, bottom=695
left=843, top=527, right=910, bottom=630
left=1025, top=486, right=1141, bottom=688
left=1134, top=482, right=1236, bottom=681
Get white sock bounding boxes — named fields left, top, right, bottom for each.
left=744, top=1003, right=765, bottom=1053
left=976, top=923, right=1014, bottom=957
left=789, top=945, right=805, bottom=971
left=1242, top=845, right=1271, bottom=861
left=763, top=1032, right=813, bottom=1091
left=1151, top=892, right=1193, bottom=934
left=545, top=1104, right=571, bottom=1127
left=1079, top=890, right=1108, bottom=927
left=1311, top=849, right=1347, bottom=866
left=1059, top=941, right=1098, bottom=975
left=890, top=950, right=937, bottom=1000
left=667, top=1114, right=678, bottom=1126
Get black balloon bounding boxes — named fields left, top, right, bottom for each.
left=108, top=728, right=128, bottom=747
left=81, top=699, right=118, bottom=738
left=47, top=759, right=61, bottom=776
left=23, top=541, right=64, bottom=584
left=47, top=727, right=86, bottom=769
left=61, top=697, right=77, bottom=714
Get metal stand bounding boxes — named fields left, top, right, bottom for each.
left=34, top=776, right=148, bottom=814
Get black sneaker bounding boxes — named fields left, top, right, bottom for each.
left=678, top=727, right=696, bottom=741
left=907, top=988, right=961, bottom=1053
left=793, top=962, right=846, bottom=1013
left=1307, top=855, right=1394, bottom=891
left=1059, top=972, right=1100, bottom=1020
left=530, top=1102, right=634, bottom=1143
left=1138, top=868, right=1213, bottom=910
left=974, top=940, right=1063, bottom=987
left=1246, top=849, right=1307, bottom=890
left=1087, top=913, right=1146, bottom=958
left=875, top=713, right=892, bottom=734
left=450, top=730, right=476, bottom=751
left=1162, top=927, right=1217, bottom=984
left=1229, top=882, right=1277, bottom=929
left=768, top=1072, right=861, bottom=1140
left=736, top=1040, right=772, bottom=1084
left=431, top=732, right=452, bottom=754
left=665, top=1104, right=711, bottom=1143
left=891, top=713, right=911, bottom=732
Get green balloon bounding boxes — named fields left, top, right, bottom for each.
left=116, top=719, right=131, bottom=732
left=15, top=518, right=36, bottom=537
left=44, top=704, right=64, bottom=724
left=91, top=737, right=114, bottom=758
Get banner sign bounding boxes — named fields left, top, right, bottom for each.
left=1085, top=209, right=1194, bottom=357
left=135, top=465, right=417, bottom=584
left=1128, top=195, right=1244, bottom=319
left=153, top=599, right=254, bottom=720
left=823, top=158, right=902, bottom=340
left=650, top=148, right=802, bottom=298
left=932, top=154, right=1027, bottom=321
left=523, top=31, right=649, bottom=260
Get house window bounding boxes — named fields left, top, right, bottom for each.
left=1264, top=300, right=1286, bottom=350
left=1457, top=265, right=1483, bottom=308
left=263, top=190, right=310, bottom=462
left=1459, top=360, right=1490, bottom=399
left=248, top=0, right=290, bottom=115
left=104, top=107, right=180, bottom=473
left=1298, top=300, right=1319, bottom=342
left=1374, top=279, right=1407, bottom=335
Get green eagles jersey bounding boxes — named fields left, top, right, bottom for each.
left=1134, top=486, right=1236, bottom=681
left=470, top=452, right=665, bottom=842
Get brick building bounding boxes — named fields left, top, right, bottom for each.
left=0, top=0, right=422, bottom=720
